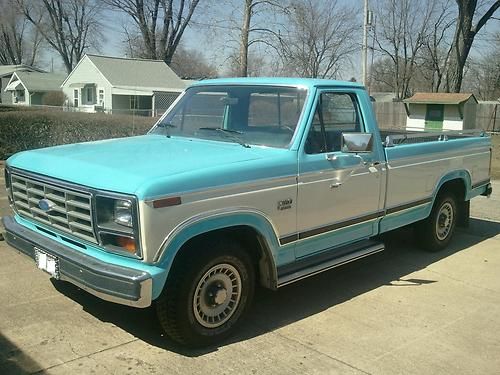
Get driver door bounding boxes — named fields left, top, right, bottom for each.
left=296, top=90, right=384, bottom=258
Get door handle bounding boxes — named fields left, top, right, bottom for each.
left=330, top=181, right=342, bottom=188
left=325, top=154, right=337, bottom=162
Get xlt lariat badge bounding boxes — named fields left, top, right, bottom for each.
left=277, top=198, right=293, bottom=211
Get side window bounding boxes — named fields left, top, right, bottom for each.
left=305, top=92, right=363, bottom=154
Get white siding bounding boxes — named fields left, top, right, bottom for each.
left=406, top=100, right=477, bottom=131
left=61, top=56, right=112, bottom=111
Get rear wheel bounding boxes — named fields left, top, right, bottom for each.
left=416, top=193, right=458, bottom=252
left=156, top=239, right=255, bottom=347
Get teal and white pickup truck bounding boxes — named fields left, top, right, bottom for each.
left=2, top=78, right=493, bottom=347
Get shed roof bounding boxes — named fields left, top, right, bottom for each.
left=9, top=71, right=66, bottom=92
left=404, top=92, right=477, bottom=105
left=84, top=54, right=185, bottom=92
left=0, top=64, right=45, bottom=78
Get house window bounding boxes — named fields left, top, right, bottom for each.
left=73, top=89, right=79, bottom=107
left=130, top=96, right=138, bottom=110
left=87, top=87, right=93, bottom=103
left=98, top=89, right=104, bottom=105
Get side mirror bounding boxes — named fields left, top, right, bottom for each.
left=341, top=133, right=373, bottom=153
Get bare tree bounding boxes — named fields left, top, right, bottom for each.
left=277, top=0, right=359, bottom=79
left=17, top=0, right=103, bottom=73
left=169, top=45, right=218, bottom=78
left=227, top=50, right=269, bottom=77
left=104, top=0, right=201, bottom=64
left=236, top=0, right=285, bottom=77
left=444, top=0, right=500, bottom=92
left=462, top=32, right=500, bottom=99
left=370, top=57, right=397, bottom=93
left=0, top=0, right=42, bottom=66
left=418, top=0, right=455, bottom=92
left=374, top=0, right=436, bottom=100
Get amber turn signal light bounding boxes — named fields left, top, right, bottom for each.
left=115, top=236, right=136, bottom=253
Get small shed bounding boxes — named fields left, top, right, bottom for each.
left=403, top=93, right=478, bottom=131
left=4, top=71, right=67, bottom=106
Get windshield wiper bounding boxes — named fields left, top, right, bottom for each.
left=198, top=127, right=250, bottom=148
left=156, top=122, right=176, bottom=138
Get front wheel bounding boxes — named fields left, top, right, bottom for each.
left=415, top=193, right=458, bottom=252
left=156, top=239, right=255, bottom=347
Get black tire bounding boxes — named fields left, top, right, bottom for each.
left=415, top=193, right=458, bottom=252
left=156, top=238, right=255, bottom=348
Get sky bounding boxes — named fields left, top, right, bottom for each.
left=39, top=0, right=500, bottom=81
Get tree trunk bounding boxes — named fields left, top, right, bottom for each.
left=445, top=0, right=500, bottom=92
left=239, top=0, right=252, bottom=77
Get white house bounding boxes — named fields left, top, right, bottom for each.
left=404, top=93, right=478, bottom=131
left=61, top=54, right=186, bottom=116
left=4, top=71, right=66, bottom=106
left=0, top=64, right=45, bottom=104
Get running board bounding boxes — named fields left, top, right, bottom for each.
left=277, top=240, right=385, bottom=287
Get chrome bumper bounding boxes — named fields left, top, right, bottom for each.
left=1, top=216, right=152, bottom=308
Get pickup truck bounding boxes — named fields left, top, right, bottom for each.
left=2, top=78, right=493, bottom=347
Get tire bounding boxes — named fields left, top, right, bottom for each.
left=156, top=238, right=255, bottom=347
left=415, top=193, right=458, bottom=252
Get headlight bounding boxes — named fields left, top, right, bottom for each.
left=114, top=200, right=133, bottom=227
left=95, top=195, right=141, bottom=258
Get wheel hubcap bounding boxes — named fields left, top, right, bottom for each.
left=193, top=263, right=242, bottom=328
left=436, top=202, right=454, bottom=241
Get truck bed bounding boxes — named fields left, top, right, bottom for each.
left=380, top=128, right=487, bottom=146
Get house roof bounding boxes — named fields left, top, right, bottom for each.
left=6, top=71, right=66, bottom=92
left=83, top=54, right=186, bottom=92
left=0, top=64, right=45, bottom=78
left=404, top=92, right=477, bottom=105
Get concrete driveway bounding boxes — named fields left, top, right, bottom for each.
left=1, top=174, right=499, bottom=374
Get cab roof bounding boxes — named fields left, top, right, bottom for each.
left=189, top=77, right=364, bottom=90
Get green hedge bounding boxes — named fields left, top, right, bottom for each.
left=0, top=109, right=156, bottom=159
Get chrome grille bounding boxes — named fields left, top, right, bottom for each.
left=10, top=173, right=96, bottom=243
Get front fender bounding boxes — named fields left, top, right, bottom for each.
left=151, top=208, right=283, bottom=297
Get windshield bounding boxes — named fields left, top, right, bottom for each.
left=150, top=85, right=308, bottom=148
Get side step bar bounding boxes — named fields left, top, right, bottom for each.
left=277, top=240, right=385, bottom=287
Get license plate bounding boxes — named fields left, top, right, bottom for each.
left=34, top=248, right=60, bottom=279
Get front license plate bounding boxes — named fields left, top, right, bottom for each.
left=34, top=248, right=60, bottom=279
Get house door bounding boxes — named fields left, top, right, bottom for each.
left=425, top=104, right=444, bottom=130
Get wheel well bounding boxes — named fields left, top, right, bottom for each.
left=437, top=178, right=469, bottom=226
left=437, top=178, right=466, bottom=201
left=170, top=226, right=277, bottom=290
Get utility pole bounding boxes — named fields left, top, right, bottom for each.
left=362, top=0, right=368, bottom=87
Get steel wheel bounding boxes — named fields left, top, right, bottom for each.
left=156, top=239, right=255, bottom=347
left=436, top=202, right=454, bottom=241
left=193, top=263, right=242, bottom=328
left=416, top=193, right=458, bottom=252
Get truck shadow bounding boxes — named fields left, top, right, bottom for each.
left=51, top=217, right=500, bottom=357
left=0, top=332, right=47, bottom=374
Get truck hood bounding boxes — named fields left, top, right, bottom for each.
left=7, top=135, right=290, bottom=198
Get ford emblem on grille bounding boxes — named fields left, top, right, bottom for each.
left=38, top=199, right=56, bottom=212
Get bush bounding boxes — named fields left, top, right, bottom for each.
left=0, top=110, right=157, bottom=159
left=42, top=91, right=67, bottom=106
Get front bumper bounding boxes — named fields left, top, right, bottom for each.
left=2, top=216, right=152, bottom=308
